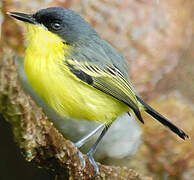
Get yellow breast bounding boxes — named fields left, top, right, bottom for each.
left=24, top=23, right=128, bottom=124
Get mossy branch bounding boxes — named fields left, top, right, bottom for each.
left=0, top=49, right=152, bottom=180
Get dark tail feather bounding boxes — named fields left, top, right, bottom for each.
left=133, top=108, right=144, bottom=124
left=128, top=109, right=144, bottom=124
left=136, top=96, right=189, bottom=140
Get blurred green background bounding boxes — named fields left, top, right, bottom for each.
left=0, top=0, right=194, bottom=179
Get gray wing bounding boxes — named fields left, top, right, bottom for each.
left=65, top=39, right=143, bottom=123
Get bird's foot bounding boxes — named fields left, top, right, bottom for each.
left=72, top=142, right=100, bottom=174
left=86, top=150, right=99, bottom=174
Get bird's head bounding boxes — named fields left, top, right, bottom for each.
left=7, top=7, right=97, bottom=45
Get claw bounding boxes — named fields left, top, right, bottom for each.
left=78, top=150, right=86, bottom=170
left=86, top=151, right=99, bottom=174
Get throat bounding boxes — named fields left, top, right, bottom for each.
left=25, top=23, right=69, bottom=56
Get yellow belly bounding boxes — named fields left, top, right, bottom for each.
left=24, top=23, right=129, bottom=124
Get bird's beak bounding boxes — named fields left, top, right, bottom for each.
left=7, top=12, right=36, bottom=24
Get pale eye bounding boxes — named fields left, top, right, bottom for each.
left=51, top=22, right=62, bottom=31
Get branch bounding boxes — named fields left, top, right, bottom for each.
left=0, top=49, right=152, bottom=180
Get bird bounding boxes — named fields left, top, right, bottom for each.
left=7, top=7, right=189, bottom=174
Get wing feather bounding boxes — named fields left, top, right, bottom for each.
left=66, top=59, right=144, bottom=123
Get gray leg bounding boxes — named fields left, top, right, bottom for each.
left=73, top=123, right=105, bottom=170
left=74, top=123, right=105, bottom=148
left=86, top=123, right=112, bottom=174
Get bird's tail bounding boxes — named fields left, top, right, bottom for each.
left=136, top=96, right=189, bottom=140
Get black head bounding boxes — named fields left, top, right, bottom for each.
left=7, top=7, right=98, bottom=44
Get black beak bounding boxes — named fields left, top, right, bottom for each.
left=7, top=12, right=36, bottom=24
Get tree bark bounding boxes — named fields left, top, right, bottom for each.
left=0, top=49, right=152, bottom=180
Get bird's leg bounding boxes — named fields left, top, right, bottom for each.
left=72, top=123, right=105, bottom=170
left=74, top=123, right=105, bottom=148
left=86, top=123, right=112, bottom=174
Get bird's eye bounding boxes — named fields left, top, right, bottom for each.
left=51, top=22, right=62, bottom=31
